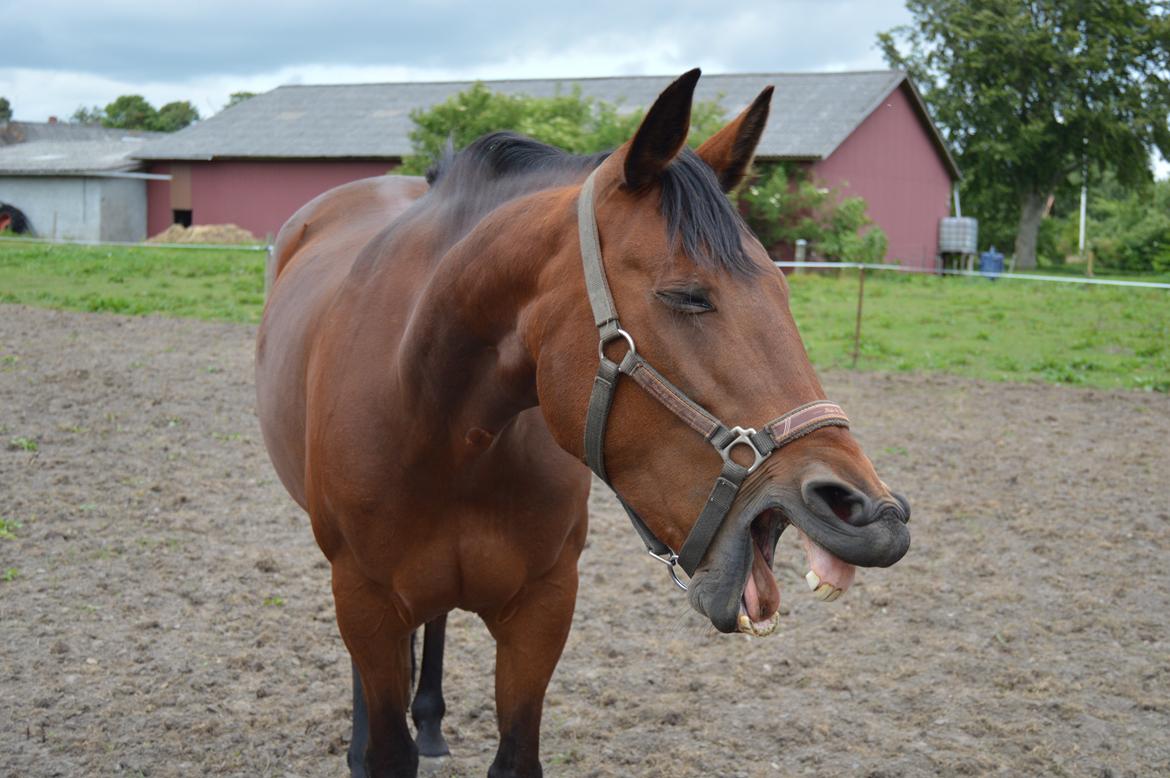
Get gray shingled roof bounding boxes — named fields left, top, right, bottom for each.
left=0, top=136, right=157, bottom=175
left=133, top=71, right=957, bottom=176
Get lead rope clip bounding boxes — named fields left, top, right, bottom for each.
left=646, top=549, right=688, bottom=591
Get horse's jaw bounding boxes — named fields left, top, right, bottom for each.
left=684, top=496, right=884, bottom=636
left=686, top=506, right=786, bottom=636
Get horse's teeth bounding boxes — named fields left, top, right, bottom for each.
left=814, top=583, right=835, bottom=601
left=752, top=614, right=779, bottom=637
left=805, top=570, right=820, bottom=591
left=826, top=588, right=843, bottom=602
left=738, top=613, right=752, bottom=633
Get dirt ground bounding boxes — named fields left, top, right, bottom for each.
left=1, top=304, right=1167, bottom=777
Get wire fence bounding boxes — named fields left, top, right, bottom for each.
left=773, top=261, right=1170, bottom=290
left=6, top=236, right=1165, bottom=288
left=773, top=260, right=1169, bottom=370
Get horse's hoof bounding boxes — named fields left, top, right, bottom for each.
left=415, top=725, right=450, bottom=758
left=419, top=754, right=450, bottom=776
left=346, top=750, right=368, bottom=778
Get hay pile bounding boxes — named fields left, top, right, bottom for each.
left=148, top=224, right=259, bottom=245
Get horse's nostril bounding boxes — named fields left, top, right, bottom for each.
left=810, top=483, right=865, bottom=524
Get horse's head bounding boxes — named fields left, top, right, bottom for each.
left=532, top=69, right=910, bottom=635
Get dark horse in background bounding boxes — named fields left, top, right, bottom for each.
left=256, top=70, right=910, bottom=777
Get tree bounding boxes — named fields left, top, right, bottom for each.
left=101, top=94, right=157, bottom=130
left=1045, top=174, right=1170, bottom=272
left=0, top=97, right=12, bottom=123
left=71, top=105, right=104, bottom=125
left=879, top=0, right=1170, bottom=268
left=71, top=96, right=198, bottom=131
left=401, top=83, right=727, bottom=174
left=152, top=100, right=199, bottom=132
left=225, top=91, right=257, bottom=110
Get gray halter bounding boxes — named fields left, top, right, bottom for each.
left=577, top=168, right=851, bottom=590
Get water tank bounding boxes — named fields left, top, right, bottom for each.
left=939, top=217, right=978, bottom=254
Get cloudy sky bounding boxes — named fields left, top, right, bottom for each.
left=1, top=0, right=912, bottom=121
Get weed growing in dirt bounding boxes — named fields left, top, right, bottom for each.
left=0, top=517, right=22, bottom=539
left=263, top=596, right=285, bottom=607
left=7, top=436, right=37, bottom=452
left=2, top=568, right=18, bottom=582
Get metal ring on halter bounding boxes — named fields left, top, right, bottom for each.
left=718, top=426, right=768, bottom=474
left=646, top=548, right=688, bottom=591
left=598, top=327, right=636, bottom=360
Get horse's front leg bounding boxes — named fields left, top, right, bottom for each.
left=480, top=555, right=580, bottom=778
left=332, top=555, right=418, bottom=778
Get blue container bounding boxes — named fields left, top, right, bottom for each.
left=980, top=246, right=1005, bottom=278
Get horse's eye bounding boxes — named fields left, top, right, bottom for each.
left=655, top=288, right=714, bottom=314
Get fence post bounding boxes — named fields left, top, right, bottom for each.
left=851, top=266, right=866, bottom=369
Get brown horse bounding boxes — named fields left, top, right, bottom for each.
left=256, top=69, right=910, bottom=777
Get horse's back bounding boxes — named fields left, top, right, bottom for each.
left=256, top=174, right=428, bottom=508
left=269, top=174, right=428, bottom=286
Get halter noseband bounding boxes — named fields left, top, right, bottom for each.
left=577, top=168, right=850, bottom=590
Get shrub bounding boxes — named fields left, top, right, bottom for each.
left=738, top=164, right=887, bottom=263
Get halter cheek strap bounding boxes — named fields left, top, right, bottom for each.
left=577, top=168, right=850, bottom=588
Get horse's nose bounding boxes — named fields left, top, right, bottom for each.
left=892, top=492, right=911, bottom=524
left=802, top=479, right=910, bottom=528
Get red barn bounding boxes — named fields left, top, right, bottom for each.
left=134, top=71, right=958, bottom=267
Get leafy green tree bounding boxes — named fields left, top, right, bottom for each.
left=879, top=0, right=1170, bottom=268
left=401, top=83, right=726, bottom=174
left=1046, top=176, right=1170, bottom=272
left=151, top=100, right=199, bottom=132
left=225, top=91, right=257, bottom=110
left=739, top=164, right=888, bottom=263
left=101, top=95, right=157, bottom=130
left=0, top=97, right=12, bottom=122
left=71, top=105, right=104, bottom=125
left=72, top=96, right=198, bottom=131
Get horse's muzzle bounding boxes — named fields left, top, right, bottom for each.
left=792, top=478, right=911, bottom=567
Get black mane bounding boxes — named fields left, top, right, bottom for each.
left=426, top=132, right=753, bottom=275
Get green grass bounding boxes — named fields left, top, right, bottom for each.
left=0, top=242, right=1167, bottom=391
left=787, top=269, right=1169, bottom=392
left=7, top=436, right=38, bottom=452
left=0, top=517, right=22, bottom=540
left=0, top=241, right=265, bottom=323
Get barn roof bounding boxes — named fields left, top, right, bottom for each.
left=0, top=136, right=157, bottom=176
left=0, top=122, right=162, bottom=176
left=133, top=71, right=959, bottom=178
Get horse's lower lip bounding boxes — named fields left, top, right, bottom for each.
left=736, top=509, right=785, bottom=635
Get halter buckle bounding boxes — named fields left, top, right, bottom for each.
left=719, top=426, right=768, bottom=474
left=646, top=548, right=688, bottom=591
left=598, top=326, right=636, bottom=361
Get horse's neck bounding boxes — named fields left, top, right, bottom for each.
left=392, top=196, right=564, bottom=454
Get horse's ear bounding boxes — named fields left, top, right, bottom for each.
left=696, top=85, right=773, bottom=193
left=624, top=68, right=702, bottom=190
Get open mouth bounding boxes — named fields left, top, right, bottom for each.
left=736, top=508, right=857, bottom=637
